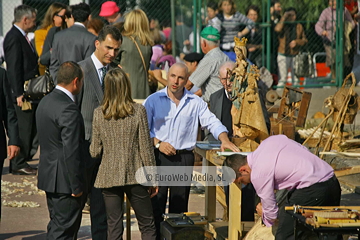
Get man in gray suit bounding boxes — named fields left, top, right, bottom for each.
left=50, top=3, right=96, bottom=80
left=76, top=25, right=122, bottom=240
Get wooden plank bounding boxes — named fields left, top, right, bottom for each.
left=335, top=165, right=360, bottom=177
left=320, top=151, right=360, bottom=157
left=205, top=160, right=217, bottom=222
left=208, top=221, right=228, bottom=240
left=194, top=147, right=207, bottom=159
left=285, top=206, right=360, bottom=212
left=229, top=183, right=242, bottom=240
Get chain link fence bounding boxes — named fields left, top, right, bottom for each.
left=1, top=0, right=356, bottom=87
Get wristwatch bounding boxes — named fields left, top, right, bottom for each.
left=155, top=141, right=162, bottom=149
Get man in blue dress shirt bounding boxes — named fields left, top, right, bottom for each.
left=144, top=63, right=239, bottom=237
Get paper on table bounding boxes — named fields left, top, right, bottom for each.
left=217, top=152, right=251, bottom=156
left=196, top=141, right=221, bottom=150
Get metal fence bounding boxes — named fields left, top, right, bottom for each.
left=1, top=0, right=355, bottom=88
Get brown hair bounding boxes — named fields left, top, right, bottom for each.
left=122, top=9, right=154, bottom=46
left=40, top=2, right=67, bottom=29
left=102, top=68, right=134, bottom=120
left=87, top=18, right=104, bottom=35
left=218, top=0, right=236, bottom=16
left=149, top=28, right=162, bottom=45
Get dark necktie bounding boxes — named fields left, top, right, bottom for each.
left=25, top=35, right=35, bottom=52
left=101, top=67, right=107, bottom=92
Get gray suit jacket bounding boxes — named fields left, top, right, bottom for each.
left=50, top=25, right=96, bottom=81
left=77, top=57, right=103, bottom=142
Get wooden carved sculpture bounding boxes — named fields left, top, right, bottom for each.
left=228, top=37, right=269, bottom=151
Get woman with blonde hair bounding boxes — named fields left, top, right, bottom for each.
left=90, top=68, right=157, bottom=240
left=35, top=2, right=67, bottom=75
left=113, top=9, right=154, bottom=99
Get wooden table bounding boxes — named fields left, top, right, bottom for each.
left=194, top=148, right=253, bottom=240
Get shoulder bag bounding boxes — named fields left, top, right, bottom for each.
left=23, top=68, right=55, bottom=100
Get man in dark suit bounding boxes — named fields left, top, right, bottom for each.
left=50, top=3, right=96, bottom=80
left=0, top=68, right=20, bottom=220
left=3, top=5, right=38, bottom=175
left=76, top=26, right=122, bottom=240
left=36, top=61, right=85, bottom=239
left=205, top=61, right=235, bottom=141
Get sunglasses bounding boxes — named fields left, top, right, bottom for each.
left=55, top=13, right=65, bottom=18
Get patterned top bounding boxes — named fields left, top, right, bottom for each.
left=218, top=12, right=254, bottom=46
left=90, top=103, right=156, bottom=188
left=189, top=47, right=229, bottom=102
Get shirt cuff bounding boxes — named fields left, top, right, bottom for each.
left=213, top=125, right=228, bottom=140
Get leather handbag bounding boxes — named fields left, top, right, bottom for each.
left=23, top=68, right=55, bottom=100
left=294, top=52, right=314, bottom=78
left=129, top=36, right=158, bottom=93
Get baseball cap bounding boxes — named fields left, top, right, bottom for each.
left=183, top=52, right=204, bottom=63
left=99, top=1, right=120, bottom=17
left=200, top=26, right=220, bottom=41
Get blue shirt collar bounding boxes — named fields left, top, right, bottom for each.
left=160, top=87, right=196, bottom=101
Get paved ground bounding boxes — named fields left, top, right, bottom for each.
left=0, top=158, right=224, bottom=240
left=2, top=86, right=360, bottom=239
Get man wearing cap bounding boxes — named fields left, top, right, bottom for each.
left=99, top=1, right=124, bottom=25
left=185, top=26, right=229, bottom=103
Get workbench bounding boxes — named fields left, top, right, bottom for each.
left=194, top=146, right=253, bottom=240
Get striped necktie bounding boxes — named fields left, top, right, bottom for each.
left=101, top=67, right=107, bottom=92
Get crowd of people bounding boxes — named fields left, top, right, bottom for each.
left=0, top=0, right=349, bottom=239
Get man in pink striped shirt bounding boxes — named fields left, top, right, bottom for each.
left=225, top=135, right=341, bottom=239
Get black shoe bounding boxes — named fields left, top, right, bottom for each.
left=12, top=167, right=37, bottom=175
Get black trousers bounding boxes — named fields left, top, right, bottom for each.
left=11, top=104, right=38, bottom=170
left=102, top=185, right=156, bottom=240
left=46, top=192, right=82, bottom=240
left=276, top=175, right=341, bottom=240
left=151, top=150, right=194, bottom=240
left=83, top=140, right=107, bottom=240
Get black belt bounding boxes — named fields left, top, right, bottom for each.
left=175, top=149, right=193, bottom=155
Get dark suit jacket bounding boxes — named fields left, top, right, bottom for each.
left=0, top=68, right=20, bottom=161
left=3, top=26, right=38, bottom=101
left=39, top=26, right=61, bottom=66
left=36, top=89, right=85, bottom=195
left=206, top=88, right=233, bottom=141
left=50, top=25, right=96, bottom=80
left=77, top=57, right=104, bottom=142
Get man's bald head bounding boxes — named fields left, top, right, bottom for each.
left=169, top=63, right=189, bottom=77
left=167, top=63, right=189, bottom=96
left=219, top=61, right=235, bottom=92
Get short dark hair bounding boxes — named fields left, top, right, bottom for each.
left=207, top=2, right=218, bottom=11
left=14, top=5, right=36, bottom=23
left=65, top=6, right=72, bottom=19
left=284, top=7, right=297, bottom=14
left=271, top=0, right=280, bottom=7
left=97, top=25, right=122, bottom=42
left=246, top=5, right=260, bottom=16
left=57, top=61, right=83, bottom=85
left=224, top=154, right=248, bottom=179
left=70, top=3, right=91, bottom=23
